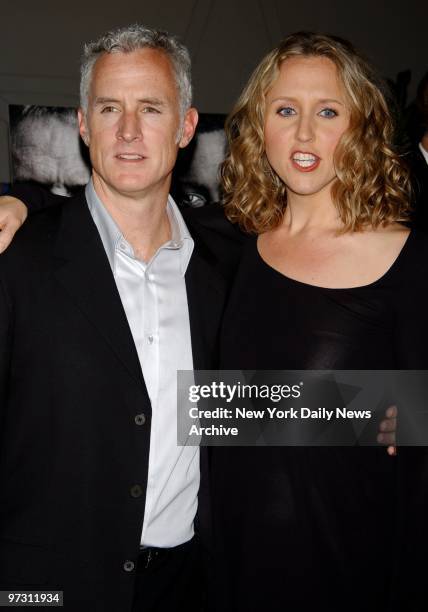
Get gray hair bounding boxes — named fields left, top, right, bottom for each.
left=80, top=24, right=192, bottom=121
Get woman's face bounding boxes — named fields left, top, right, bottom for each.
left=264, top=55, right=351, bottom=200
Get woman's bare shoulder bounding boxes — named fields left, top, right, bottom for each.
left=353, top=223, right=410, bottom=256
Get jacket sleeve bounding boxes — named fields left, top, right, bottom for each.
left=0, top=274, right=12, bottom=428
left=7, top=182, right=69, bottom=214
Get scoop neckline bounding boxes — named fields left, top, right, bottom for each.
left=255, top=229, right=413, bottom=291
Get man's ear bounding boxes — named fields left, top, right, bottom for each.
left=179, top=107, right=199, bottom=149
left=78, top=108, right=90, bottom=146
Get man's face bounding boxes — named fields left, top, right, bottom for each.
left=78, top=48, right=197, bottom=201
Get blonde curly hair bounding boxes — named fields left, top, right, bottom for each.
left=221, top=31, right=412, bottom=234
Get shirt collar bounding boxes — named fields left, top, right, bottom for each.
left=85, top=180, right=194, bottom=276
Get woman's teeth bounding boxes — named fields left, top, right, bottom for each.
left=292, top=154, right=317, bottom=168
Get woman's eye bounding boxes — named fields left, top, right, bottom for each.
left=278, top=107, right=296, bottom=117
left=319, top=108, right=338, bottom=118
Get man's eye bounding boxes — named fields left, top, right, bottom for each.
left=277, top=107, right=296, bottom=117
left=101, top=106, right=119, bottom=113
left=183, top=193, right=207, bottom=208
left=142, top=107, right=160, bottom=114
left=319, top=108, right=338, bottom=118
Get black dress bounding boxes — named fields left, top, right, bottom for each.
left=211, top=231, right=428, bottom=611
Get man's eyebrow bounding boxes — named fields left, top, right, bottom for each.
left=94, top=97, right=121, bottom=106
left=138, top=97, right=166, bottom=106
left=94, top=97, right=167, bottom=106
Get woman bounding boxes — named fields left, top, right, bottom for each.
left=211, top=32, right=428, bottom=611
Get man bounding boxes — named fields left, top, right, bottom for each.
left=0, top=24, right=240, bottom=612
left=407, top=71, right=428, bottom=229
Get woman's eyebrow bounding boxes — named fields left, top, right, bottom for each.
left=269, top=96, right=344, bottom=106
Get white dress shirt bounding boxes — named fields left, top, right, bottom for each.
left=85, top=181, right=199, bottom=547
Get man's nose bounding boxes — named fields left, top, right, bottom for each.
left=117, top=112, right=141, bottom=142
left=295, top=114, right=314, bottom=143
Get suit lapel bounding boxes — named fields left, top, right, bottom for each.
left=185, top=237, right=227, bottom=548
left=52, top=195, right=230, bottom=387
left=185, top=230, right=229, bottom=371
left=53, top=194, right=145, bottom=388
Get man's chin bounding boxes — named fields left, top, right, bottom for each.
left=99, top=178, right=153, bottom=198
left=92, top=169, right=171, bottom=201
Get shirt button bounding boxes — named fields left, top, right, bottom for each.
left=123, top=560, right=135, bottom=572
left=147, top=335, right=154, bottom=345
left=135, top=413, right=146, bottom=426
left=148, top=273, right=155, bottom=281
left=130, top=484, right=143, bottom=498
left=119, top=242, right=127, bottom=251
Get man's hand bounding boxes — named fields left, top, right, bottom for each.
left=377, top=405, right=397, bottom=456
left=0, top=196, right=28, bottom=253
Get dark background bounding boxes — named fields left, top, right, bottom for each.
left=0, top=0, right=425, bottom=182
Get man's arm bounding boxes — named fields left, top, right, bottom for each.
left=0, top=183, right=66, bottom=253
left=0, top=196, right=27, bottom=253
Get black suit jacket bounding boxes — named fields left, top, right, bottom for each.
left=0, top=190, right=242, bottom=611
left=408, top=146, right=428, bottom=230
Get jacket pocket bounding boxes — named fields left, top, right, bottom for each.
left=0, top=538, right=50, bottom=586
